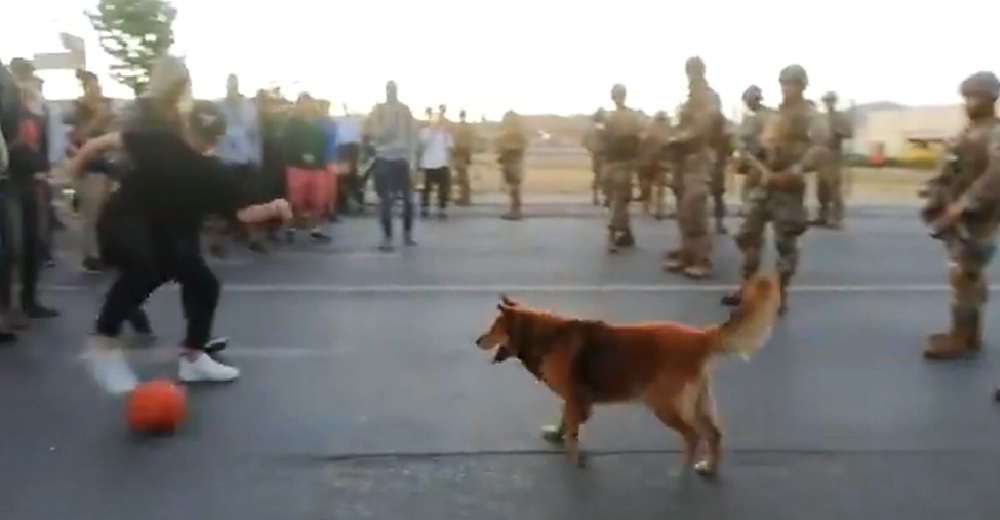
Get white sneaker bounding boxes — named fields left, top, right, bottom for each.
left=178, top=352, right=240, bottom=383
left=81, top=335, right=139, bottom=395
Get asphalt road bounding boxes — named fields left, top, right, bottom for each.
left=2, top=204, right=1000, bottom=520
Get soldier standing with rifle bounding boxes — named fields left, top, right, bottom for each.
left=452, top=110, right=477, bottom=206
left=920, top=71, right=1000, bottom=363
left=720, top=65, right=826, bottom=314
left=637, top=111, right=673, bottom=219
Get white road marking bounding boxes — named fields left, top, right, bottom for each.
left=40, top=283, right=985, bottom=294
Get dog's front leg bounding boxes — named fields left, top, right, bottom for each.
left=561, top=400, right=592, bottom=468
left=540, top=410, right=566, bottom=444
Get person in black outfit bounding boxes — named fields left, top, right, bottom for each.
left=0, top=58, right=59, bottom=326
left=64, top=101, right=292, bottom=394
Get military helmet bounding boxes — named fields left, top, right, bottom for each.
left=685, top=56, right=705, bottom=75
left=610, top=83, right=627, bottom=98
left=593, top=107, right=606, bottom=121
left=742, top=85, right=762, bottom=101
left=654, top=110, right=668, bottom=120
left=822, top=91, right=838, bottom=102
left=778, top=64, right=808, bottom=86
left=959, top=71, right=1000, bottom=100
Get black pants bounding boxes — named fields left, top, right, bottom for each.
left=335, top=144, right=362, bottom=212
left=96, top=213, right=219, bottom=350
left=0, top=178, right=42, bottom=310
left=420, top=167, right=451, bottom=212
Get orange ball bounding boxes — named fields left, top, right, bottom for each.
left=125, top=380, right=187, bottom=435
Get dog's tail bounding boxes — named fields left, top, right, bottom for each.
left=715, top=271, right=782, bottom=360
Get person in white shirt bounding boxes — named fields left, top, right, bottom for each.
left=418, top=113, right=454, bottom=219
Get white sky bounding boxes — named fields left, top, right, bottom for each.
left=3, top=0, right=997, bottom=118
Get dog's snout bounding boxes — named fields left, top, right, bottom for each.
left=475, top=334, right=488, bottom=348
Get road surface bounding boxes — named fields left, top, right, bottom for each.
left=2, top=205, right=999, bottom=520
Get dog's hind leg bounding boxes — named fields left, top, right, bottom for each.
left=540, top=407, right=566, bottom=444
left=691, top=381, right=723, bottom=476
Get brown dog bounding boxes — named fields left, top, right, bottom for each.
left=474, top=271, right=781, bottom=474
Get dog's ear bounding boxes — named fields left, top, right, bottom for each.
left=500, top=294, right=518, bottom=306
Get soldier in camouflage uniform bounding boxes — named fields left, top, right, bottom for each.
left=920, top=71, right=1000, bottom=361
left=601, top=84, right=643, bottom=252
left=720, top=65, right=826, bottom=313
left=735, top=86, right=769, bottom=217
left=637, top=111, right=673, bottom=219
left=495, top=110, right=528, bottom=220
left=452, top=109, right=477, bottom=206
left=812, top=91, right=854, bottom=229
left=710, top=116, right=733, bottom=234
left=581, top=109, right=607, bottom=206
left=663, top=57, right=722, bottom=278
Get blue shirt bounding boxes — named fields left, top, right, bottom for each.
left=319, top=116, right=339, bottom=164
left=215, top=97, right=260, bottom=166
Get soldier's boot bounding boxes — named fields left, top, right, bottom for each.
left=715, top=218, right=728, bottom=235
left=606, top=228, right=621, bottom=254
left=777, top=272, right=791, bottom=315
left=615, top=228, right=636, bottom=249
left=924, top=307, right=981, bottom=360
left=500, top=187, right=523, bottom=221
left=829, top=203, right=844, bottom=229
left=663, top=248, right=687, bottom=272
left=810, top=206, right=830, bottom=226
left=680, top=237, right=712, bottom=279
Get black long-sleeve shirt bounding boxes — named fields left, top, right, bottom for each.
left=105, top=130, right=244, bottom=231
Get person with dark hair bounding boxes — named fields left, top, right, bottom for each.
left=65, top=100, right=292, bottom=393
left=364, top=81, right=418, bottom=251
left=0, top=57, right=59, bottom=327
left=281, top=93, right=334, bottom=243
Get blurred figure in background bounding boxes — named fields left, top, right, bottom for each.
left=215, top=73, right=266, bottom=254
left=0, top=58, right=59, bottom=328
left=315, top=99, right=340, bottom=223
left=418, top=109, right=453, bottom=219
left=365, top=80, right=417, bottom=251
left=68, top=69, right=116, bottom=273
left=281, top=93, right=333, bottom=243
left=0, top=59, right=14, bottom=343
left=451, top=109, right=476, bottom=206
left=256, top=89, right=288, bottom=241
left=335, top=104, right=364, bottom=214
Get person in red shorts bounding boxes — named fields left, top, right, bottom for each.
left=281, top=93, right=333, bottom=243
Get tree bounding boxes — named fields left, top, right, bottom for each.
left=86, top=0, right=177, bottom=96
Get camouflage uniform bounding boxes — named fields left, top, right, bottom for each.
left=735, top=86, right=768, bottom=216
left=495, top=110, right=527, bottom=220
left=582, top=109, right=607, bottom=206
left=721, top=65, right=827, bottom=313
left=812, top=91, right=854, bottom=228
left=663, top=57, right=722, bottom=278
left=599, top=84, right=642, bottom=252
left=710, top=117, right=733, bottom=234
left=637, top=111, right=673, bottom=219
left=920, top=71, right=1000, bottom=361
left=452, top=110, right=477, bottom=206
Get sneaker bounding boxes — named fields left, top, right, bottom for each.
left=310, top=230, right=333, bottom=243
left=403, top=234, right=417, bottom=247
left=81, top=335, right=139, bottom=395
left=378, top=238, right=394, bottom=252
left=178, top=352, right=240, bottom=383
